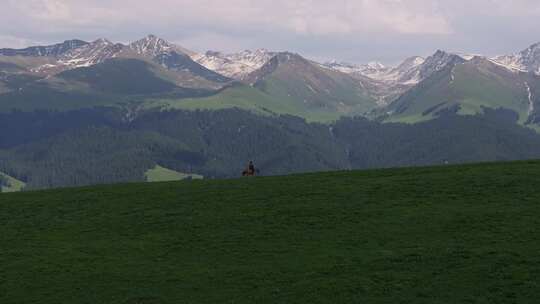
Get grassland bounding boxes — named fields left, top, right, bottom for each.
left=2, top=160, right=540, bottom=303
left=145, top=85, right=296, bottom=115
left=145, top=165, right=203, bottom=182
left=144, top=84, right=345, bottom=123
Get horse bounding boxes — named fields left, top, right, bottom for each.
left=242, top=168, right=256, bottom=176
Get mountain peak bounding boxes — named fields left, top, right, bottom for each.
left=416, top=50, right=465, bottom=80
left=141, top=34, right=169, bottom=46
left=129, top=35, right=194, bottom=57
left=92, top=38, right=113, bottom=45
left=425, top=50, right=464, bottom=64
left=274, top=52, right=304, bottom=63
left=432, top=49, right=453, bottom=58
left=490, top=41, right=540, bottom=74
left=524, top=41, right=540, bottom=51
left=394, top=56, right=425, bottom=74
left=519, top=42, right=540, bottom=67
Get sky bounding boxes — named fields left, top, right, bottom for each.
left=2, top=0, right=540, bottom=65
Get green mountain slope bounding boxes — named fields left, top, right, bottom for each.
left=145, top=53, right=379, bottom=122
left=2, top=160, right=540, bottom=303
left=144, top=83, right=343, bottom=122
left=0, top=58, right=219, bottom=112
left=0, top=53, right=377, bottom=122
left=386, top=57, right=539, bottom=125
left=246, top=52, right=377, bottom=121
left=58, top=58, right=178, bottom=95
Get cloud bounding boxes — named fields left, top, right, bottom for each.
left=1, top=0, right=540, bottom=64
left=0, top=35, right=40, bottom=49
left=440, top=0, right=540, bottom=17
left=2, top=0, right=453, bottom=35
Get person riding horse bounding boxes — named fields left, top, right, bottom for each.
left=242, top=161, right=258, bottom=176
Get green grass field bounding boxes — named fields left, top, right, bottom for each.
left=2, top=160, right=540, bottom=303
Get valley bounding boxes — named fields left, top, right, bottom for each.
left=3, top=35, right=540, bottom=190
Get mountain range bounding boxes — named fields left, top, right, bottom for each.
left=2, top=34, right=540, bottom=125
left=3, top=35, right=540, bottom=190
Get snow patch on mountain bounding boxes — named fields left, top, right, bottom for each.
left=59, top=39, right=122, bottom=67
left=324, top=56, right=427, bottom=85
left=491, top=42, right=540, bottom=74
left=324, top=61, right=394, bottom=81
left=29, top=35, right=199, bottom=74
left=32, top=39, right=124, bottom=73
left=490, top=55, right=527, bottom=72
left=526, top=82, right=534, bottom=116
left=192, top=49, right=275, bottom=79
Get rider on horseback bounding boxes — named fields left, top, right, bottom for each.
left=242, top=161, right=258, bottom=176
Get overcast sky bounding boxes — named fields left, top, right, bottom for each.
left=2, top=0, right=540, bottom=65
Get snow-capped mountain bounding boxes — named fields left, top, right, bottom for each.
left=4, top=34, right=540, bottom=114
left=32, top=38, right=125, bottom=73
left=321, top=51, right=469, bottom=106
left=323, top=61, right=360, bottom=74
left=7, top=35, right=213, bottom=79
left=0, top=39, right=88, bottom=57
left=127, top=35, right=230, bottom=83
left=325, top=50, right=465, bottom=87
left=192, top=49, right=275, bottom=79
left=491, top=42, right=540, bottom=74
left=58, top=39, right=124, bottom=68
left=129, top=34, right=195, bottom=58
left=242, top=51, right=379, bottom=115
left=416, top=50, right=465, bottom=81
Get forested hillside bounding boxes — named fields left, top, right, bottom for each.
left=3, top=37, right=540, bottom=190
left=2, top=107, right=540, bottom=190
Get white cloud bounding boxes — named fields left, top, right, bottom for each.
left=440, top=0, right=540, bottom=17
left=0, top=35, right=40, bottom=49
left=1, top=0, right=453, bottom=36
left=1, top=0, right=540, bottom=63
left=6, top=0, right=122, bottom=28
